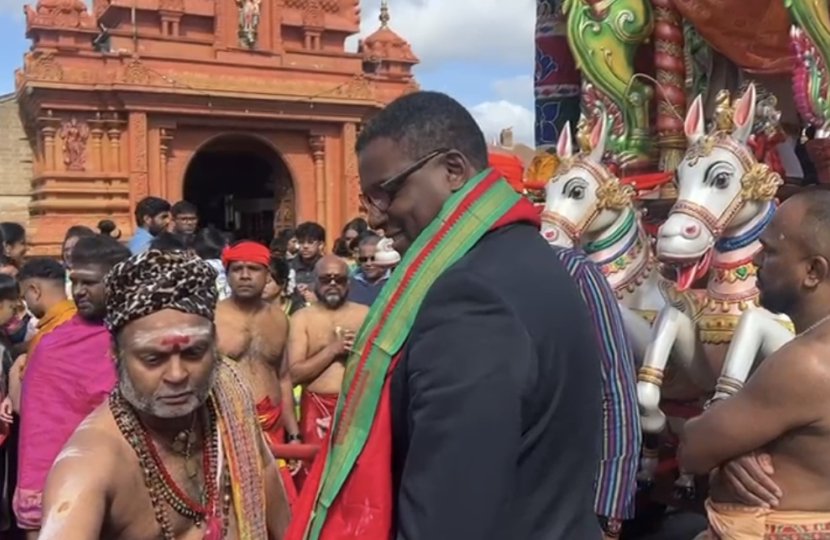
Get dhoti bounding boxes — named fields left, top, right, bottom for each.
left=299, top=391, right=338, bottom=447
left=255, top=396, right=298, bottom=507
left=256, top=396, right=284, bottom=451
left=701, top=499, right=830, bottom=539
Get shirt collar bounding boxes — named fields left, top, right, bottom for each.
left=354, top=268, right=390, bottom=284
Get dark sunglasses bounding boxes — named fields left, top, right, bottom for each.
left=317, top=274, right=348, bottom=286
left=357, top=255, right=375, bottom=264
left=359, top=148, right=449, bottom=212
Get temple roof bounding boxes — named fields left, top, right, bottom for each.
left=358, top=0, right=418, bottom=64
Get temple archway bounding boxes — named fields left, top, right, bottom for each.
left=182, top=134, right=295, bottom=244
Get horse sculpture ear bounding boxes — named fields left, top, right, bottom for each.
left=684, top=95, right=705, bottom=145
left=557, top=122, right=574, bottom=159
left=588, top=114, right=609, bottom=163
left=732, top=83, right=757, bottom=144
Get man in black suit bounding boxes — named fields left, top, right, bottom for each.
left=354, top=92, right=604, bottom=540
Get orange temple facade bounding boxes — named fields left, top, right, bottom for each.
left=13, top=0, right=418, bottom=254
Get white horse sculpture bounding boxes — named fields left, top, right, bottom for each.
left=638, top=84, right=792, bottom=479
left=540, top=113, right=697, bottom=486
left=540, top=114, right=658, bottom=356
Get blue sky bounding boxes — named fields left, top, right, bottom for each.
left=0, top=0, right=536, bottom=143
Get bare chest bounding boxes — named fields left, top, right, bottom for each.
left=306, top=307, right=366, bottom=354
left=216, top=313, right=283, bottom=362
left=108, top=450, right=237, bottom=540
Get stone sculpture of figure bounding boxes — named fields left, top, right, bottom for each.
left=58, top=118, right=90, bottom=171
left=236, top=0, right=261, bottom=48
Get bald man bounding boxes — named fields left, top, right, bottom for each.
left=680, top=191, right=830, bottom=538
left=287, top=255, right=368, bottom=448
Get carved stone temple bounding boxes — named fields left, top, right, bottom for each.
left=10, top=0, right=418, bottom=253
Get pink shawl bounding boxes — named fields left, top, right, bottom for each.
left=13, top=314, right=115, bottom=529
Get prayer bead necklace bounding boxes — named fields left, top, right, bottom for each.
left=109, top=390, right=232, bottom=540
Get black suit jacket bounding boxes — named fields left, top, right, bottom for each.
left=390, top=222, right=603, bottom=540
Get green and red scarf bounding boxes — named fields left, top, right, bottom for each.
left=285, top=169, right=539, bottom=540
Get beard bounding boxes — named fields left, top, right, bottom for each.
left=118, top=350, right=218, bottom=419
left=320, top=290, right=346, bottom=309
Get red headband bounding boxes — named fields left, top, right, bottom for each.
left=221, top=241, right=270, bottom=267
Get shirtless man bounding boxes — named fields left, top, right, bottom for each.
left=38, top=249, right=288, bottom=539
left=287, top=254, right=368, bottom=447
left=681, top=191, right=830, bottom=537
left=214, top=241, right=300, bottom=452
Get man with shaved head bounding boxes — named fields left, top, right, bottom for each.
left=287, top=254, right=368, bottom=449
left=681, top=190, right=830, bottom=538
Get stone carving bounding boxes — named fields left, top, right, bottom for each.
left=58, top=117, right=90, bottom=171
left=118, top=58, right=153, bottom=85
left=20, top=60, right=382, bottom=101
left=129, top=113, right=149, bottom=201
left=25, top=0, right=95, bottom=28
left=25, top=51, right=63, bottom=82
left=159, top=0, right=184, bottom=11
left=236, top=0, right=261, bottom=48
left=302, top=0, right=325, bottom=28
left=285, top=0, right=339, bottom=12
left=334, top=74, right=375, bottom=100
left=343, top=122, right=360, bottom=215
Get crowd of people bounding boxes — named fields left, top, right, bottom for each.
left=0, top=187, right=393, bottom=539
left=0, top=89, right=823, bottom=540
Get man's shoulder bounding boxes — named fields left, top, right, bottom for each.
left=35, top=316, right=87, bottom=349
left=760, top=335, right=830, bottom=385
left=61, top=402, right=125, bottom=470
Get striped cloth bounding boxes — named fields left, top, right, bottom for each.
left=555, top=247, right=642, bottom=521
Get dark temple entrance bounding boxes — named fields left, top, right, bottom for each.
left=182, top=134, right=295, bottom=243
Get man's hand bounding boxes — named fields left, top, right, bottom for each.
left=721, top=452, right=782, bottom=508
left=0, top=396, right=13, bottom=424
left=298, top=284, right=317, bottom=304
left=342, top=330, right=356, bottom=352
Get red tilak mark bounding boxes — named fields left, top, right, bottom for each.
left=160, top=336, right=190, bottom=346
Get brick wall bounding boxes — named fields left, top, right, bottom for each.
left=0, top=94, right=32, bottom=228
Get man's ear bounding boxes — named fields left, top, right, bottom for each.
left=445, top=152, right=469, bottom=192
left=805, top=256, right=830, bottom=289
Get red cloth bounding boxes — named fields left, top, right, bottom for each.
left=221, top=240, right=270, bottom=267
left=285, top=190, right=541, bottom=540
left=299, top=391, right=338, bottom=449
left=256, top=396, right=299, bottom=508
left=256, top=396, right=285, bottom=453
left=488, top=151, right=525, bottom=193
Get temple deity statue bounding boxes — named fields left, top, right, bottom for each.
left=236, top=0, right=261, bottom=48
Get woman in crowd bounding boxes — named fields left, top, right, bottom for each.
left=0, top=223, right=27, bottom=269
left=0, top=273, right=20, bottom=534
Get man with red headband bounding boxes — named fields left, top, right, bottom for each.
left=214, top=241, right=300, bottom=470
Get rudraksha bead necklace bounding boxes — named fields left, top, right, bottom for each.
left=109, top=390, right=232, bottom=539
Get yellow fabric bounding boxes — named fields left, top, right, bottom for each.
left=705, top=498, right=830, bottom=539
left=21, top=299, right=76, bottom=377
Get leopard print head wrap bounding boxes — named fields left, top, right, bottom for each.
left=104, top=249, right=219, bottom=334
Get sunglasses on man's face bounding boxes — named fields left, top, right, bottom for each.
left=359, top=148, right=450, bottom=212
left=318, top=274, right=348, bottom=286
left=357, top=255, right=375, bottom=264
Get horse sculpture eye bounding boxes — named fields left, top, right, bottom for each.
left=569, top=186, right=585, bottom=199
left=713, top=172, right=730, bottom=189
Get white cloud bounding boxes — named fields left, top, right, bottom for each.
left=469, top=100, right=534, bottom=146
left=347, top=0, right=535, bottom=66
left=490, top=74, right=533, bottom=107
